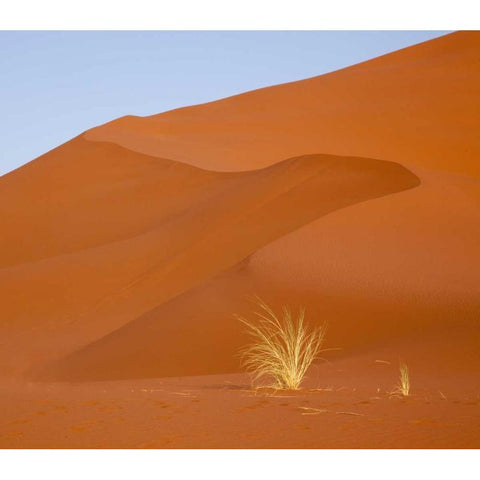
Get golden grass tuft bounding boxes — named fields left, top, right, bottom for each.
left=391, top=362, right=410, bottom=397
left=236, top=297, right=327, bottom=390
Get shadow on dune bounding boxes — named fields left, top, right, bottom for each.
left=31, top=153, right=420, bottom=382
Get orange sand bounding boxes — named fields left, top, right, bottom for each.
left=0, top=31, right=479, bottom=448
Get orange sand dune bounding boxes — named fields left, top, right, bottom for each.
left=36, top=31, right=480, bottom=382
left=87, top=31, right=480, bottom=177
left=42, top=166, right=480, bottom=381
left=0, top=137, right=226, bottom=268
left=0, top=141, right=417, bottom=377
left=1, top=31, right=480, bottom=448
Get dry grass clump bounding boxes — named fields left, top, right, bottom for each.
left=391, top=362, right=410, bottom=397
left=237, top=298, right=327, bottom=390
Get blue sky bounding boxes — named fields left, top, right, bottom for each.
left=0, top=31, right=449, bottom=176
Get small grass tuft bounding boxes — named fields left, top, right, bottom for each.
left=391, top=362, right=410, bottom=397
left=236, top=297, right=327, bottom=390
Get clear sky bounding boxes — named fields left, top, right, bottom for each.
left=0, top=31, right=449, bottom=176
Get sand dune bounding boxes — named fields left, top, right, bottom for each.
left=0, top=142, right=418, bottom=377
left=42, top=165, right=480, bottom=381
left=0, top=31, right=479, bottom=447
left=86, top=31, right=480, bottom=177
left=27, top=31, right=479, bottom=382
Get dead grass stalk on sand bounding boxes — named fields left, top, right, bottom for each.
left=236, top=297, right=327, bottom=390
left=391, top=362, right=410, bottom=397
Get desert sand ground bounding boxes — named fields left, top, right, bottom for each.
left=2, top=358, right=479, bottom=448
left=0, top=31, right=479, bottom=448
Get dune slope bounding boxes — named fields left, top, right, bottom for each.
left=1, top=31, right=479, bottom=387
left=86, top=31, right=480, bottom=177
left=0, top=143, right=418, bottom=377
left=43, top=165, right=480, bottom=381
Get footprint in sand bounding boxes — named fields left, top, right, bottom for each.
left=5, top=431, right=24, bottom=437
left=98, top=405, right=123, bottom=413
left=236, top=400, right=270, bottom=413
left=153, top=415, right=172, bottom=421
left=69, top=419, right=103, bottom=432
left=70, top=425, right=88, bottom=433
left=409, top=418, right=441, bottom=426
left=295, top=425, right=312, bottom=431
left=138, top=435, right=183, bottom=448
left=8, top=417, right=31, bottom=425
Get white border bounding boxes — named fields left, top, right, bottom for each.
left=0, top=449, right=476, bottom=480
left=1, top=0, right=478, bottom=476
left=1, top=0, right=479, bottom=29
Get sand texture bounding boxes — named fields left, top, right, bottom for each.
left=1, top=31, right=479, bottom=448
